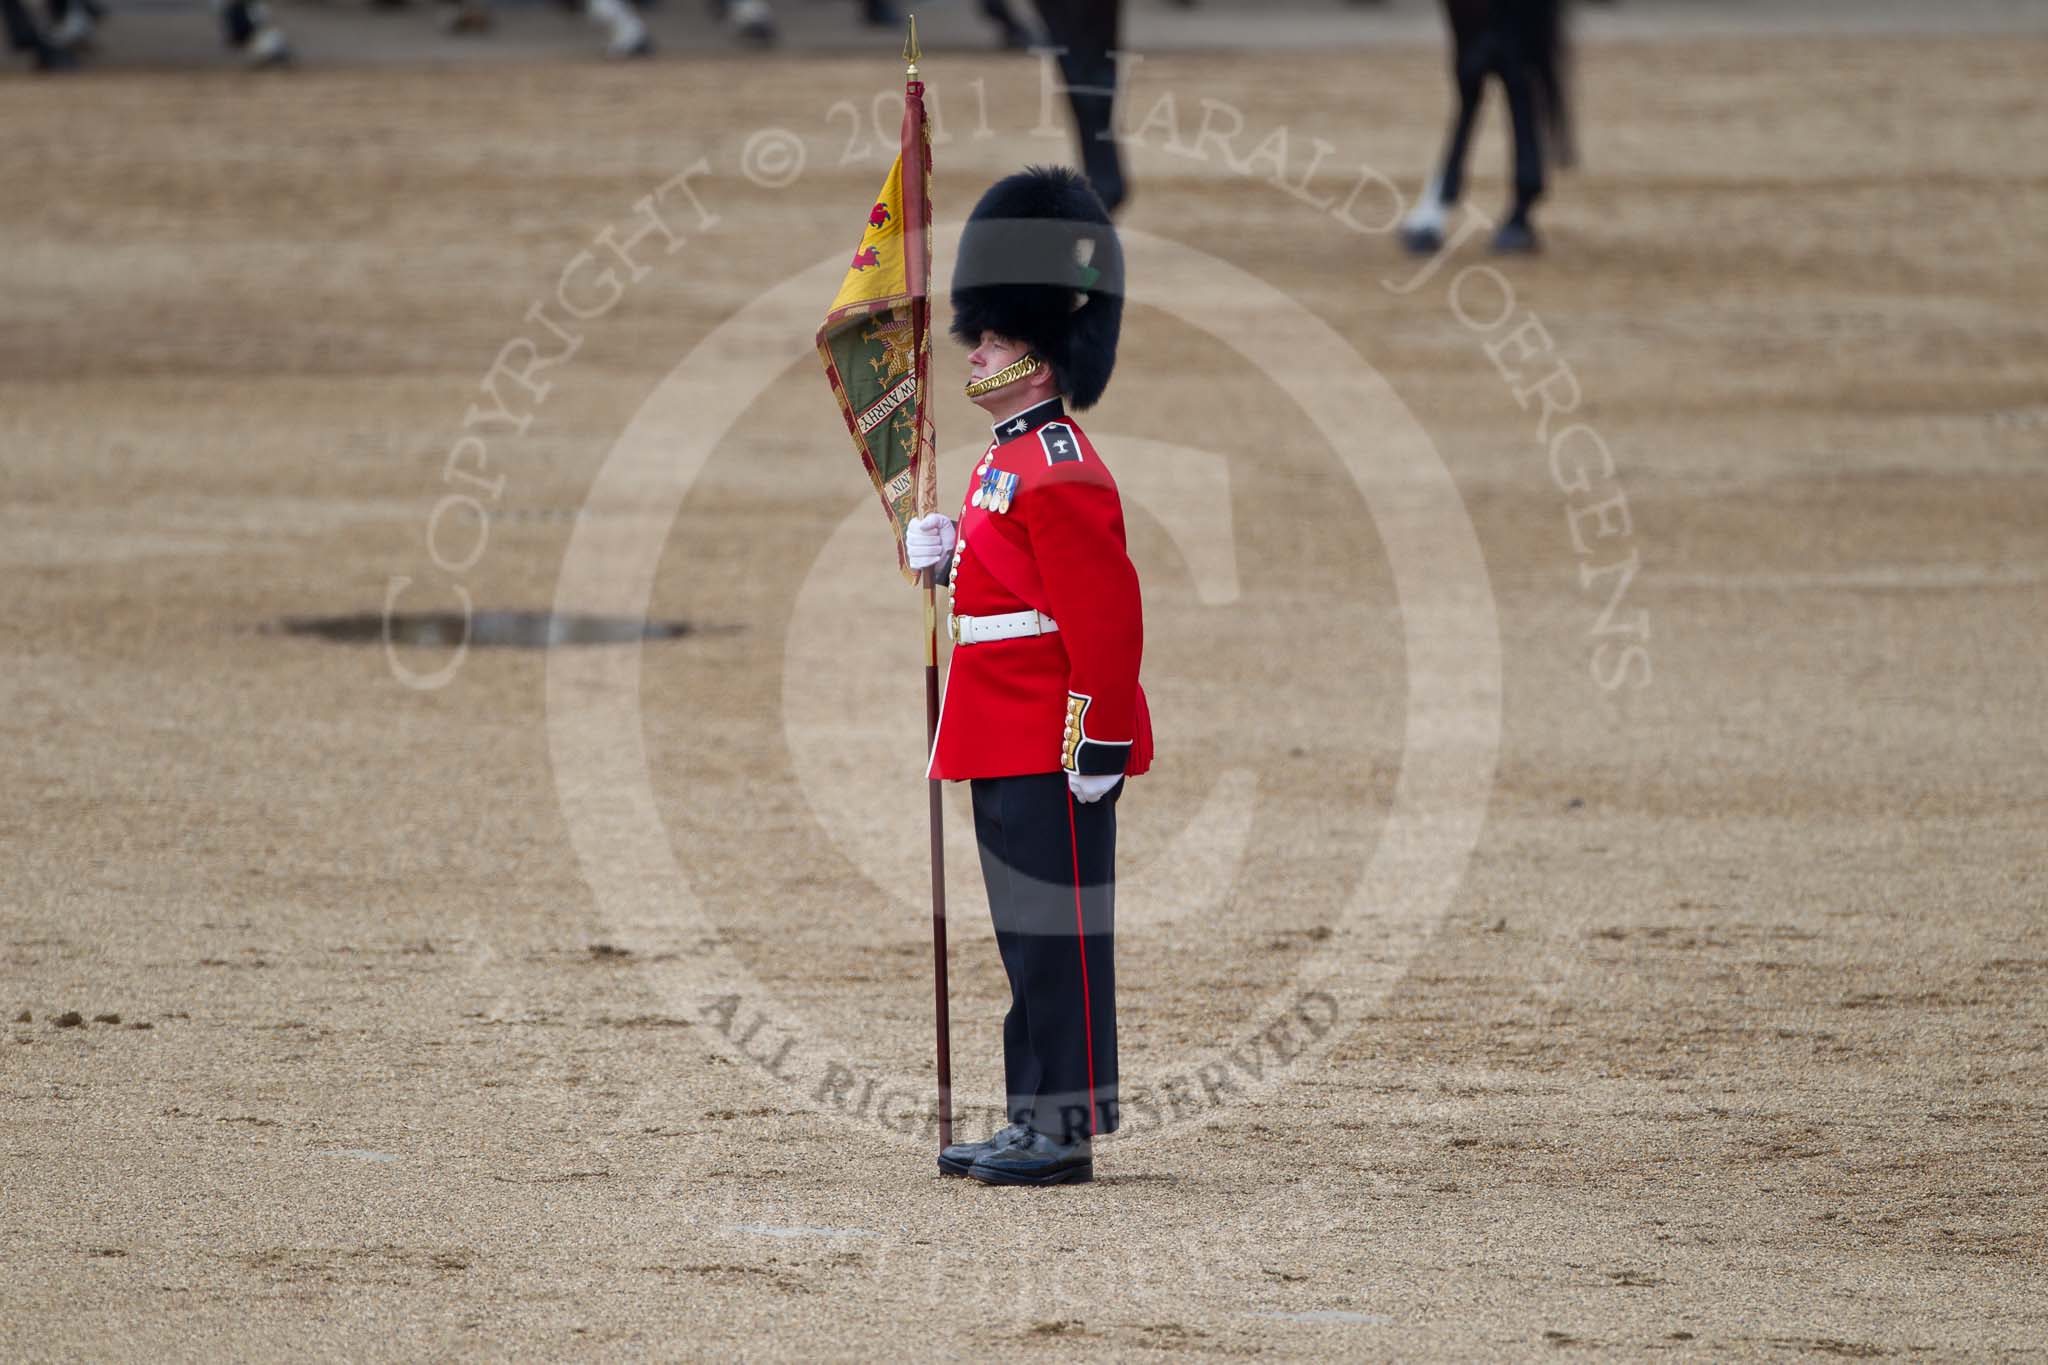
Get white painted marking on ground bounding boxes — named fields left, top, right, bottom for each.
left=728, top=1224, right=873, bottom=1239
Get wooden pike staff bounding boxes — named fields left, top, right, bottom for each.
left=902, top=16, right=954, bottom=1152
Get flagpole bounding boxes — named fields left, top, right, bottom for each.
left=924, top=567, right=952, bottom=1154
left=904, top=15, right=954, bottom=1153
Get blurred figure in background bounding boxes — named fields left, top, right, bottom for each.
left=582, top=0, right=650, bottom=56
left=6, top=0, right=73, bottom=69
left=43, top=0, right=99, bottom=53
left=718, top=0, right=776, bottom=45
left=440, top=0, right=651, bottom=57
left=1032, top=0, right=1126, bottom=214
left=981, top=0, right=1033, bottom=50
left=714, top=0, right=1025, bottom=52
left=19, top=0, right=288, bottom=67
left=705, top=0, right=901, bottom=49
left=16, top=0, right=1029, bottom=67
left=212, top=0, right=291, bottom=65
left=1401, top=0, right=1575, bottom=254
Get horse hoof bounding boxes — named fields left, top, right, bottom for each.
left=50, top=9, right=96, bottom=50
left=728, top=0, right=776, bottom=45
left=1490, top=222, right=1540, bottom=255
left=242, top=26, right=291, bottom=66
left=1398, top=224, right=1444, bottom=256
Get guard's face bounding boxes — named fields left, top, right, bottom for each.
left=966, top=332, right=1030, bottom=385
left=965, top=331, right=1052, bottom=414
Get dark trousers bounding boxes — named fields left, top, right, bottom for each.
left=1031, top=0, right=1127, bottom=212
left=1437, top=25, right=1546, bottom=221
left=970, top=771, right=1120, bottom=1142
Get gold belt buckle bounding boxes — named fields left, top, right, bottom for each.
left=946, top=613, right=963, bottom=644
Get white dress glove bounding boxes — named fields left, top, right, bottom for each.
left=905, top=513, right=957, bottom=571
left=1068, top=772, right=1122, bottom=804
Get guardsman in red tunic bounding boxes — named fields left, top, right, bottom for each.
left=904, top=166, right=1147, bottom=1186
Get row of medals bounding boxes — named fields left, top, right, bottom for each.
left=970, top=454, right=1020, bottom=515
left=953, top=446, right=1021, bottom=584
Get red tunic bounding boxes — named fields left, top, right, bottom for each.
left=928, top=399, right=1153, bottom=782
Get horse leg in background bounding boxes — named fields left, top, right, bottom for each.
left=5, top=0, right=73, bottom=67
left=43, top=0, right=99, bottom=51
left=980, top=0, right=1034, bottom=50
left=212, top=0, right=290, bottom=66
left=719, top=0, right=777, bottom=47
left=1400, top=42, right=1488, bottom=254
left=1492, top=52, right=1546, bottom=252
left=585, top=0, right=651, bottom=58
left=1031, top=0, right=1127, bottom=214
left=443, top=0, right=493, bottom=36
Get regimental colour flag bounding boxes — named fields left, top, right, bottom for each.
left=817, top=75, right=935, bottom=583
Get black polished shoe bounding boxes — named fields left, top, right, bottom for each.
left=967, top=1129, right=1092, bottom=1186
left=937, top=1122, right=1028, bottom=1178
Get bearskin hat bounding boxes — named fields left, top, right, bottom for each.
left=949, top=165, right=1123, bottom=410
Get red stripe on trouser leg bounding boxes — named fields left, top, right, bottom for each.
left=1066, top=788, right=1098, bottom=1139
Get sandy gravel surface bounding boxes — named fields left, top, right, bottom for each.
left=2, top=9, right=2045, bottom=1361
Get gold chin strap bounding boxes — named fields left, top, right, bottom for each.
left=963, top=354, right=1043, bottom=398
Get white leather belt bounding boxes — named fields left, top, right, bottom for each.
left=947, top=609, right=1059, bottom=645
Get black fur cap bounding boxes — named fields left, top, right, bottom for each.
left=949, top=166, right=1123, bottom=409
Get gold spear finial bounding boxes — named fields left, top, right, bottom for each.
left=904, top=14, right=920, bottom=77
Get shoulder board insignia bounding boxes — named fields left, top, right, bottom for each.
left=1038, top=422, right=1083, bottom=465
